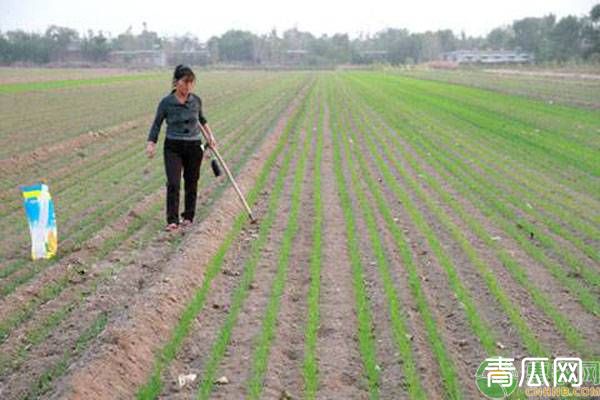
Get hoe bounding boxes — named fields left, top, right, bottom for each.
left=199, top=123, right=256, bottom=224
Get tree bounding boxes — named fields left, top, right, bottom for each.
left=513, top=15, right=556, bottom=61
left=585, top=4, right=600, bottom=58
left=437, top=29, right=457, bottom=52
left=373, top=28, right=411, bottom=64
left=0, top=31, right=12, bottom=63
left=44, top=26, right=78, bottom=48
left=551, top=16, right=583, bottom=61
left=217, top=30, right=256, bottom=63
left=5, top=30, right=50, bottom=63
left=82, top=30, right=110, bottom=62
left=592, top=4, right=600, bottom=22
left=207, top=36, right=220, bottom=63
left=486, top=27, right=514, bottom=49
left=418, top=31, right=442, bottom=61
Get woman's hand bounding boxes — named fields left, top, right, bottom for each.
left=146, top=141, right=156, bottom=158
left=207, top=133, right=217, bottom=150
left=200, top=123, right=217, bottom=150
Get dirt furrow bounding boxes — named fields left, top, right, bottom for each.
left=258, top=120, right=319, bottom=399
left=314, top=105, right=369, bottom=400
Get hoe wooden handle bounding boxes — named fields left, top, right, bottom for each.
left=198, top=123, right=256, bottom=222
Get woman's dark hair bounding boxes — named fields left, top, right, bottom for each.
left=171, top=64, right=195, bottom=89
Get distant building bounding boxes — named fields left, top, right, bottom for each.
left=49, top=41, right=84, bottom=63
left=284, top=49, right=309, bottom=65
left=358, top=50, right=388, bottom=63
left=441, top=50, right=533, bottom=64
left=167, top=50, right=210, bottom=66
left=108, top=50, right=167, bottom=67
left=107, top=47, right=210, bottom=67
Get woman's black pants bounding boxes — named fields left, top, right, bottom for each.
left=163, top=138, right=203, bottom=224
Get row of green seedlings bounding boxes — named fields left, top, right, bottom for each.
left=330, top=77, right=476, bottom=399
left=0, top=76, right=302, bottom=294
left=243, top=82, right=317, bottom=400
left=380, top=81, right=600, bottom=293
left=392, top=74, right=600, bottom=228
left=0, top=79, right=307, bottom=354
left=323, top=80, right=383, bottom=399
left=1, top=69, right=269, bottom=135
left=0, top=80, right=315, bottom=398
left=346, top=74, right=600, bottom=314
left=0, top=197, right=164, bottom=377
left=383, top=75, right=599, bottom=263
left=22, top=311, right=109, bottom=399
left=301, top=77, right=324, bottom=400
left=333, top=78, right=535, bottom=399
left=135, top=80, right=314, bottom=400
left=191, top=83, right=318, bottom=400
left=1, top=78, right=175, bottom=156
left=341, top=77, right=594, bottom=358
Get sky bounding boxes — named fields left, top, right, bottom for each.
left=0, top=0, right=597, bottom=41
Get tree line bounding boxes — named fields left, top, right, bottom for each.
left=1, top=4, right=599, bottom=66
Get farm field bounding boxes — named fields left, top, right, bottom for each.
left=398, top=67, right=600, bottom=109
left=0, top=68, right=598, bottom=399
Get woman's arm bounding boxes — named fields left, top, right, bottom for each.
left=198, top=97, right=217, bottom=149
left=146, top=100, right=166, bottom=158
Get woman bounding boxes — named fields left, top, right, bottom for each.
left=146, top=64, right=217, bottom=232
